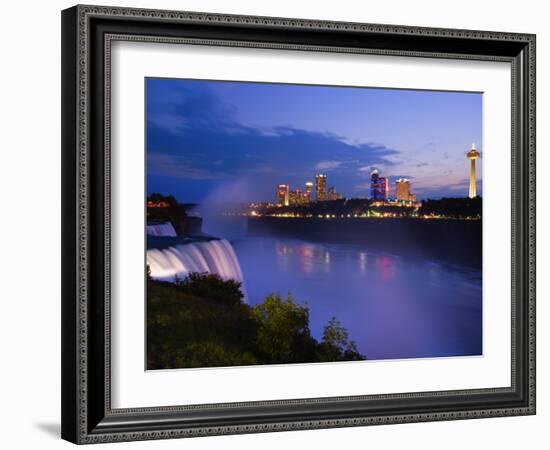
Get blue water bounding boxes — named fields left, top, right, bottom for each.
left=232, top=236, right=482, bottom=360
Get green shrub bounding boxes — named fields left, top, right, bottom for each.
left=176, top=272, right=244, bottom=307
left=251, top=293, right=318, bottom=364
left=147, top=274, right=364, bottom=369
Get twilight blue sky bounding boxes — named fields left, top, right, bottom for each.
left=146, top=78, right=482, bottom=203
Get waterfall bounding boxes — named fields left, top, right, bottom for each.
left=146, top=222, right=177, bottom=237
left=147, top=239, right=246, bottom=299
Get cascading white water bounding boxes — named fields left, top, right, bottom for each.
left=147, top=239, right=246, bottom=297
left=146, top=222, right=177, bottom=237
left=147, top=221, right=246, bottom=299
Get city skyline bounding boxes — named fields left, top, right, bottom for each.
left=271, top=167, right=418, bottom=207
left=147, top=78, right=482, bottom=203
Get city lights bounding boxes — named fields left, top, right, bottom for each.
left=245, top=149, right=480, bottom=221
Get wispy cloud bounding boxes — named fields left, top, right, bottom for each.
left=148, top=152, right=220, bottom=180
left=358, top=166, right=374, bottom=173
left=315, top=160, right=343, bottom=171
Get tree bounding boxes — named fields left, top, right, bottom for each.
left=319, top=317, right=364, bottom=361
left=419, top=197, right=481, bottom=219
left=147, top=192, right=178, bottom=208
left=147, top=277, right=256, bottom=370
left=251, top=293, right=317, bottom=363
left=176, top=272, right=244, bottom=307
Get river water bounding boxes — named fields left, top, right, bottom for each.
left=199, top=210, right=483, bottom=361
left=233, top=236, right=482, bottom=360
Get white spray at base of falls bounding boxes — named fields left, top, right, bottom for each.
left=147, top=239, right=246, bottom=300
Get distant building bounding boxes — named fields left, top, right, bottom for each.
left=371, top=169, right=388, bottom=200
left=146, top=200, right=171, bottom=208
left=316, top=174, right=327, bottom=201
left=288, top=189, right=298, bottom=205
left=305, top=182, right=314, bottom=202
left=467, top=143, right=480, bottom=198
left=301, top=190, right=311, bottom=204
left=277, top=184, right=289, bottom=206
left=289, top=188, right=308, bottom=205
left=328, top=186, right=343, bottom=201
left=396, top=178, right=416, bottom=202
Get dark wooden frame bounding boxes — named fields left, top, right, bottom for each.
left=61, top=4, right=536, bottom=444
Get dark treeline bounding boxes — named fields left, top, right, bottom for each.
left=419, top=196, right=482, bottom=219
left=147, top=273, right=364, bottom=369
left=147, top=192, right=186, bottom=224
left=147, top=192, right=178, bottom=207
left=147, top=193, right=202, bottom=236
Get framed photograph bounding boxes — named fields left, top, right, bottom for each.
left=61, top=5, right=536, bottom=444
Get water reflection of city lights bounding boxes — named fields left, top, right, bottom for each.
left=300, top=245, right=313, bottom=258
left=276, top=243, right=292, bottom=256
left=298, top=244, right=314, bottom=274
left=376, top=255, right=395, bottom=280
left=359, top=252, right=367, bottom=272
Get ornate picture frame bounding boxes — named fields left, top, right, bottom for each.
left=61, top=4, right=535, bottom=444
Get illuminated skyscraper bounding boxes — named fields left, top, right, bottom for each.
left=277, top=184, right=289, bottom=206
left=305, top=182, right=314, bottom=202
left=371, top=169, right=388, bottom=200
left=316, top=174, right=327, bottom=201
left=289, top=188, right=307, bottom=205
left=396, top=178, right=415, bottom=202
left=467, top=143, right=480, bottom=198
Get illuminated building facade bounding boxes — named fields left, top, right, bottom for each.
left=328, top=186, right=343, bottom=201
left=276, top=184, right=289, bottom=206
left=146, top=200, right=171, bottom=208
left=289, top=189, right=309, bottom=205
left=316, top=174, right=327, bottom=201
left=288, top=189, right=299, bottom=205
left=371, top=169, right=389, bottom=200
left=305, top=182, right=314, bottom=202
left=396, top=178, right=416, bottom=202
left=467, top=143, right=480, bottom=198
